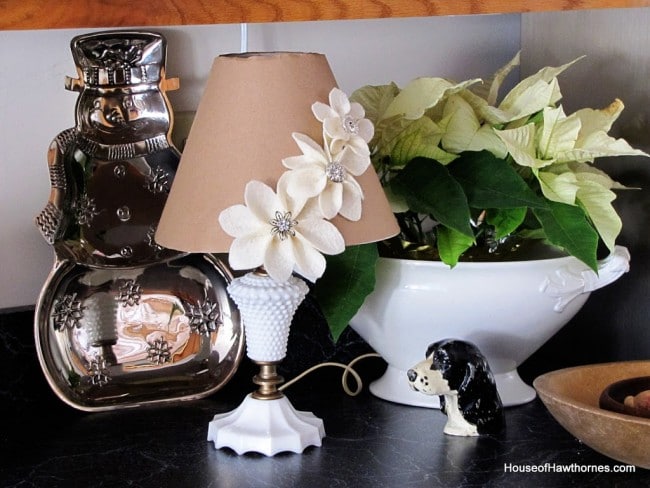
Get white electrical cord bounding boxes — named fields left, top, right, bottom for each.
left=278, top=352, right=382, bottom=396
left=240, top=23, right=248, bottom=53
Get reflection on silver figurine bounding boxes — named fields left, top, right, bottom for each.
left=34, top=30, right=244, bottom=411
left=407, top=339, right=505, bottom=436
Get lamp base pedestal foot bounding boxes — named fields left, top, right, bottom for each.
left=207, top=393, right=325, bottom=456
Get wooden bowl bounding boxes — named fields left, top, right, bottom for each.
left=534, top=361, right=650, bottom=469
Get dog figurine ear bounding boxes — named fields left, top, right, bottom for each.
left=407, top=339, right=505, bottom=437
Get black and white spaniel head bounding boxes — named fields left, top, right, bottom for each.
left=407, top=339, right=505, bottom=436
left=407, top=356, right=450, bottom=396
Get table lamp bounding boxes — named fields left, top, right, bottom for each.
left=155, top=52, right=398, bottom=456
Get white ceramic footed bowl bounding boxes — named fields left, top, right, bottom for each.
left=350, top=246, right=631, bottom=408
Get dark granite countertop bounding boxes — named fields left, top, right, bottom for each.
left=2, top=308, right=649, bottom=488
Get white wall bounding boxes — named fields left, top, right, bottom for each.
left=0, top=15, right=520, bottom=309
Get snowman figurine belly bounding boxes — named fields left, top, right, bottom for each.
left=34, top=31, right=243, bottom=411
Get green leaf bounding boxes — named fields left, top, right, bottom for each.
left=391, top=157, right=473, bottom=237
left=533, top=201, right=599, bottom=271
left=382, top=184, right=409, bottom=213
left=448, top=151, right=547, bottom=209
left=486, top=207, right=527, bottom=240
left=436, top=226, right=475, bottom=267
left=313, top=244, right=379, bottom=342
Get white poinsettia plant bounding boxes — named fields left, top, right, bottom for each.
left=349, top=52, right=648, bottom=271
left=218, top=87, right=374, bottom=285
left=218, top=55, right=648, bottom=342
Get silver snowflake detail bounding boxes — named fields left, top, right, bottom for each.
left=145, top=167, right=170, bottom=194
left=52, top=293, right=85, bottom=331
left=147, top=336, right=172, bottom=365
left=342, top=115, right=360, bottom=134
left=325, top=162, right=346, bottom=183
left=118, top=280, right=142, bottom=307
left=88, top=355, right=110, bottom=387
left=74, top=193, right=100, bottom=226
left=185, top=299, right=221, bottom=336
left=145, top=225, right=164, bottom=253
left=270, top=211, right=298, bottom=241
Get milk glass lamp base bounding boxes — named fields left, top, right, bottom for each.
left=207, top=393, right=325, bottom=456
left=212, top=271, right=323, bottom=455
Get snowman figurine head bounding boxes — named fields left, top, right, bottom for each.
left=67, top=31, right=176, bottom=145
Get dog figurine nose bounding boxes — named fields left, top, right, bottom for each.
left=407, top=369, right=418, bottom=382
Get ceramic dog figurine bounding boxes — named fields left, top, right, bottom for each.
left=407, top=339, right=504, bottom=436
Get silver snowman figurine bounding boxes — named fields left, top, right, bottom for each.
left=36, top=30, right=180, bottom=265
left=34, top=31, right=243, bottom=411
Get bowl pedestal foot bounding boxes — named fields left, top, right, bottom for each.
left=369, top=364, right=536, bottom=408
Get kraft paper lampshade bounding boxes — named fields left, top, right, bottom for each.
left=155, top=51, right=398, bottom=252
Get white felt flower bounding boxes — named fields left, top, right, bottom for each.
left=218, top=180, right=345, bottom=283
left=281, top=132, right=370, bottom=220
left=312, top=87, right=374, bottom=154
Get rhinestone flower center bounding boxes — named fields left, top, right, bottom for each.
left=325, top=162, right=346, bottom=183
left=270, top=211, right=298, bottom=240
left=342, top=115, right=360, bottom=134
